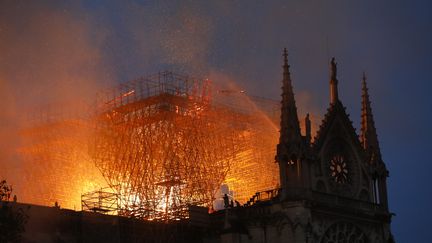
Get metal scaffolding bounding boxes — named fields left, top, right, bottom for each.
left=18, top=71, right=281, bottom=221
left=81, top=186, right=118, bottom=215
left=89, top=72, right=245, bottom=220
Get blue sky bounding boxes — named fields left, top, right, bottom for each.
left=0, top=1, right=431, bottom=241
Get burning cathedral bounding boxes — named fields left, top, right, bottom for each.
left=12, top=49, right=393, bottom=242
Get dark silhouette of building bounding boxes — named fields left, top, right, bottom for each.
left=219, top=49, right=393, bottom=242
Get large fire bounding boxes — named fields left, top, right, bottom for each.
left=19, top=118, right=108, bottom=210
left=17, top=71, right=315, bottom=220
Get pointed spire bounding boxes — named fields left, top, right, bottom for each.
left=330, top=57, right=339, bottom=104
left=283, top=48, right=289, bottom=81
left=305, top=113, right=311, bottom=144
left=276, top=49, right=302, bottom=163
left=360, top=72, right=382, bottom=163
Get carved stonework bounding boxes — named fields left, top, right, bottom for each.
left=311, top=218, right=327, bottom=242
left=321, top=136, right=362, bottom=198
left=264, top=51, right=393, bottom=243
left=320, top=222, right=368, bottom=243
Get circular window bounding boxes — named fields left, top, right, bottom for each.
left=329, top=155, right=349, bottom=184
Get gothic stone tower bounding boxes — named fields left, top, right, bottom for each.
left=273, top=50, right=393, bottom=242
left=217, top=49, right=393, bottom=243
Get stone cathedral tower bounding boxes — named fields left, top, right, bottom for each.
left=273, top=49, right=394, bottom=242
left=218, top=49, right=394, bottom=243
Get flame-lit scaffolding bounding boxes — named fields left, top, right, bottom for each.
left=89, top=72, right=244, bottom=220
left=213, top=92, right=280, bottom=204
left=18, top=71, right=281, bottom=221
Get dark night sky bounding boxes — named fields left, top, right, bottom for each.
left=1, top=1, right=431, bottom=241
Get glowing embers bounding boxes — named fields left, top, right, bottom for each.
left=330, top=155, right=349, bottom=184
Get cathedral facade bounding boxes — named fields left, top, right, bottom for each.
left=219, top=49, right=393, bottom=243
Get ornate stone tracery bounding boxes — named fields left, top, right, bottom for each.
left=320, top=222, right=368, bottom=243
